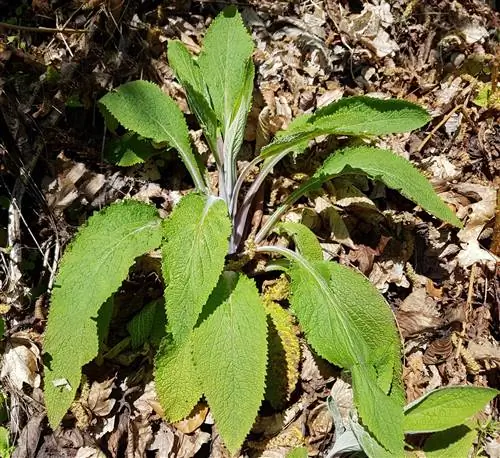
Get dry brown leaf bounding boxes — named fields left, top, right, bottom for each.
left=173, top=403, right=208, bottom=434
left=0, top=335, right=41, bottom=390
left=369, top=260, right=410, bottom=293
left=75, top=447, right=107, bottom=458
left=86, top=378, right=116, bottom=417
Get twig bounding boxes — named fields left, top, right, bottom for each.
left=0, top=22, right=88, bottom=34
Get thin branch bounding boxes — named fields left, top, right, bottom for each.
left=0, top=22, right=89, bottom=34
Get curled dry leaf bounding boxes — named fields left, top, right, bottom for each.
left=86, top=378, right=116, bottom=417
left=173, top=403, right=209, bottom=434
left=338, top=0, right=399, bottom=58
left=455, top=183, right=498, bottom=267
left=369, top=260, right=410, bottom=293
left=395, top=287, right=442, bottom=338
left=0, top=334, right=41, bottom=391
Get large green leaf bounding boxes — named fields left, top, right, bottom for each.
left=192, top=273, right=268, bottom=454
left=167, top=40, right=218, bottom=157
left=261, top=96, right=430, bottom=158
left=198, top=6, right=254, bottom=133
left=403, top=386, right=498, bottom=433
left=99, top=80, right=207, bottom=192
left=287, top=255, right=403, bottom=451
left=154, top=334, right=202, bottom=422
left=162, top=193, right=231, bottom=344
left=44, top=200, right=162, bottom=427
left=288, top=259, right=400, bottom=374
left=314, top=146, right=462, bottom=227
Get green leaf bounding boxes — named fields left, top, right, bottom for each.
left=276, top=222, right=323, bottom=262
left=350, top=420, right=400, bottom=458
left=127, top=300, right=161, bottom=349
left=154, top=334, right=202, bottom=422
left=167, top=40, right=218, bottom=156
left=223, top=58, right=255, bottom=191
left=287, top=256, right=403, bottom=452
left=313, top=146, right=462, bottom=227
left=99, top=80, right=207, bottom=192
left=162, top=193, right=231, bottom=344
left=286, top=447, right=308, bottom=458
left=404, top=386, right=498, bottom=433
left=198, top=6, right=254, bottom=133
left=104, top=132, right=157, bottom=166
left=289, top=259, right=400, bottom=374
left=423, top=425, right=477, bottom=458
left=351, top=364, right=403, bottom=455
left=261, top=96, right=430, bottom=158
left=192, top=272, right=268, bottom=454
left=44, top=200, right=162, bottom=428
left=0, top=316, right=5, bottom=338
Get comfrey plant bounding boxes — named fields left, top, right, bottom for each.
left=43, top=7, right=498, bottom=456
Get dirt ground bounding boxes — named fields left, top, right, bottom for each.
left=0, top=0, right=499, bottom=456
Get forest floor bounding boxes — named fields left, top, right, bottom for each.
left=0, top=0, right=499, bottom=457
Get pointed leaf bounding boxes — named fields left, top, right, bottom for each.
left=224, top=59, right=255, bottom=191
left=154, top=334, right=202, bottom=422
left=276, top=222, right=323, bottom=262
left=314, top=146, right=462, bottom=227
left=44, top=200, right=162, bottom=427
left=162, top=194, right=231, bottom=344
left=192, top=273, right=268, bottom=454
left=287, top=256, right=403, bottom=451
left=99, top=80, right=207, bottom=192
left=167, top=40, right=218, bottom=156
left=403, top=386, right=498, bottom=433
left=261, top=96, right=430, bottom=158
left=289, top=259, right=400, bottom=373
left=198, top=6, right=254, bottom=132
left=423, top=425, right=477, bottom=458
left=351, top=364, right=403, bottom=455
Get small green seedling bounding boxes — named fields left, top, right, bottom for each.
left=42, top=6, right=497, bottom=456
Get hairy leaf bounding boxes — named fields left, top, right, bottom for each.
left=198, top=6, right=254, bottom=133
left=423, top=425, right=477, bottom=458
left=403, top=386, right=498, bottom=433
left=99, top=80, right=207, bottom=192
left=287, top=256, right=403, bottom=450
left=351, top=364, right=403, bottom=455
left=264, top=301, right=300, bottom=409
left=276, top=222, right=323, bottom=262
left=289, top=259, right=400, bottom=373
left=167, top=40, right=218, bottom=156
left=192, top=273, right=267, bottom=454
left=261, top=96, right=430, bottom=158
left=224, top=59, right=255, bottom=193
left=314, top=146, right=462, bottom=227
left=44, top=200, right=162, bottom=427
left=162, top=193, right=231, bottom=344
left=154, top=335, right=202, bottom=422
